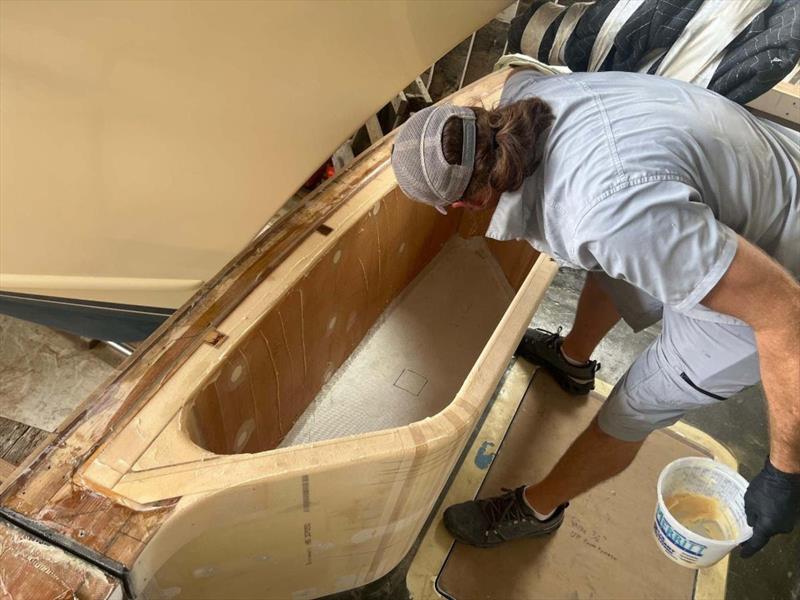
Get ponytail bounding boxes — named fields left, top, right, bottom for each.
left=442, top=97, right=553, bottom=206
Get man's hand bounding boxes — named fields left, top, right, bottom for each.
left=740, top=458, right=800, bottom=558
left=701, top=235, right=800, bottom=556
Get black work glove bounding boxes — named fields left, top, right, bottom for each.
left=740, top=457, right=800, bottom=558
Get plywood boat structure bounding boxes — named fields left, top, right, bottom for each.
left=0, top=70, right=559, bottom=599
left=0, top=0, right=508, bottom=340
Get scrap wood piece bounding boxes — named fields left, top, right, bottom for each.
left=0, top=519, right=122, bottom=600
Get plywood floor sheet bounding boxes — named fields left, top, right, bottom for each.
left=281, top=237, right=514, bottom=447
left=437, top=371, right=705, bottom=600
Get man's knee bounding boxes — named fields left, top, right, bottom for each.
left=596, top=405, right=668, bottom=443
left=589, top=414, right=646, bottom=443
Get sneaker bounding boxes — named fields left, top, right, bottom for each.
left=515, top=327, right=600, bottom=395
left=443, top=486, right=567, bottom=548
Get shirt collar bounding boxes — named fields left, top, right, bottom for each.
left=484, top=124, right=551, bottom=242
left=485, top=187, right=527, bottom=241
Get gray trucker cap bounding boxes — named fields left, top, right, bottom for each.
left=391, top=104, right=476, bottom=214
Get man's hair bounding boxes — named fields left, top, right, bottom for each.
left=441, top=97, right=553, bottom=207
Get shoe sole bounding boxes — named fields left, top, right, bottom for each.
left=448, top=521, right=563, bottom=548
left=540, top=363, right=594, bottom=396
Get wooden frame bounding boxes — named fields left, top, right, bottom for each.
left=0, top=70, right=561, bottom=599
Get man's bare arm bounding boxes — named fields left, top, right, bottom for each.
left=702, top=234, right=800, bottom=472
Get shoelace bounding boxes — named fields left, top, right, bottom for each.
left=479, top=488, right=532, bottom=532
left=532, top=326, right=602, bottom=374
left=533, top=326, right=563, bottom=350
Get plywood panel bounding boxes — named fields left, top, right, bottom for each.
left=280, top=237, right=514, bottom=446
left=437, top=372, right=704, bottom=600
left=185, top=190, right=462, bottom=454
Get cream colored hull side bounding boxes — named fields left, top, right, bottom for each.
left=0, top=0, right=508, bottom=308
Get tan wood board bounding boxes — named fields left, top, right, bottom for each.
left=0, top=459, right=14, bottom=483
left=437, top=371, right=707, bottom=600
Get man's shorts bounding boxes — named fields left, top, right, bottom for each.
left=593, top=274, right=760, bottom=442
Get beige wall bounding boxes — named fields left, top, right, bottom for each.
left=0, top=0, right=508, bottom=307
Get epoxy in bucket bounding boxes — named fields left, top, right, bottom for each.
left=654, top=457, right=753, bottom=568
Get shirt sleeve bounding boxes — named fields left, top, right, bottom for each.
left=570, top=179, right=739, bottom=313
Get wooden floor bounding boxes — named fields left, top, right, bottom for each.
left=0, top=416, right=49, bottom=483
left=0, top=519, right=122, bottom=599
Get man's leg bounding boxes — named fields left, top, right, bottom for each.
left=524, top=418, right=643, bottom=514
left=517, top=272, right=662, bottom=395
left=561, top=272, right=622, bottom=363
left=525, top=275, right=663, bottom=511
left=526, top=309, right=760, bottom=518
left=444, top=309, right=759, bottom=546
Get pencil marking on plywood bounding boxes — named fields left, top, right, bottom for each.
left=277, top=310, right=297, bottom=389
left=357, top=258, right=369, bottom=293
left=259, top=331, right=283, bottom=434
left=297, top=289, right=309, bottom=376
left=393, top=370, right=427, bottom=397
left=304, top=522, right=313, bottom=565
left=374, top=212, right=383, bottom=287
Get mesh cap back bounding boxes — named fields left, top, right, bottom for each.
left=391, top=104, right=476, bottom=214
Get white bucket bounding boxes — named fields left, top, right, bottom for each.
left=654, top=457, right=753, bottom=568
